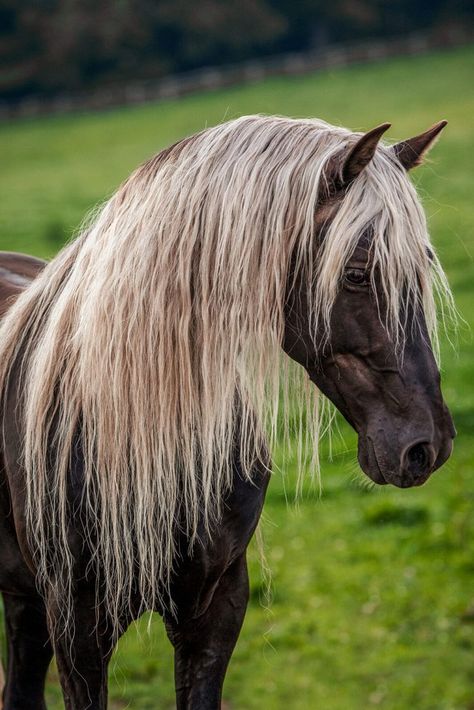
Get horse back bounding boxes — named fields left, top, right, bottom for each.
left=0, top=251, right=46, bottom=316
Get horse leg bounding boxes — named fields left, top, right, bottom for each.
left=1, top=591, right=53, bottom=710
left=165, top=553, right=249, bottom=710
left=51, top=587, right=122, bottom=710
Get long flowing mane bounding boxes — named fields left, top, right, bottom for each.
left=0, top=115, right=451, bottom=629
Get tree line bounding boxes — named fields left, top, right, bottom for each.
left=0, top=0, right=471, bottom=100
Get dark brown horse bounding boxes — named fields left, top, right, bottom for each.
left=0, top=117, right=455, bottom=709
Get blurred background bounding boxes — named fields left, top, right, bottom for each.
left=0, top=0, right=473, bottom=104
left=1, top=2, right=474, bottom=708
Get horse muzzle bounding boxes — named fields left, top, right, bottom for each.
left=358, top=409, right=456, bottom=488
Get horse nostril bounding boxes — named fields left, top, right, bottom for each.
left=404, top=442, right=432, bottom=478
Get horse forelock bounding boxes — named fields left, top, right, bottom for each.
left=0, top=114, right=453, bottom=634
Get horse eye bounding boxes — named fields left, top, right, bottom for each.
left=345, top=268, right=368, bottom=286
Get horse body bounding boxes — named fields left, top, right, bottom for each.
left=0, top=116, right=455, bottom=709
left=0, top=255, right=269, bottom=709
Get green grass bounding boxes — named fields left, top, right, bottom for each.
left=1, top=44, right=474, bottom=709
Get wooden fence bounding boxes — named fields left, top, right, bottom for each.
left=0, top=27, right=473, bottom=122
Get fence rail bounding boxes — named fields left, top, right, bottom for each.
left=1, top=27, right=472, bottom=122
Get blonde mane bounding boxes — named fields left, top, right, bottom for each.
left=0, top=115, right=451, bottom=630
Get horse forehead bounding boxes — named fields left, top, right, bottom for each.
left=314, top=197, right=342, bottom=234
left=314, top=198, right=373, bottom=263
left=347, top=236, right=372, bottom=267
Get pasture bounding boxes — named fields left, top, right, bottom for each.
left=1, top=45, right=473, bottom=709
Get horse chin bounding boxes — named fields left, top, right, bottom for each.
left=357, top=437, right=388, bottom=486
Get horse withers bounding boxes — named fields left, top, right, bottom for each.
left=0, top=116, right=454, bottom=709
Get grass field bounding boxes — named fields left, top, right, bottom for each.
left=1, top=45, right=474, bottom=709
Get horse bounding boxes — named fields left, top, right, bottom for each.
left=0, top=115, right=455, bottom=709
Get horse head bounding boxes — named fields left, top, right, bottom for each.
left=284, top=122, right=455, bottom=488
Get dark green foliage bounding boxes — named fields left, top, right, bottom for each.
left=1, top=0, right=472, bottom=99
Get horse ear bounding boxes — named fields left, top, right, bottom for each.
left=322, top=123, right=391, bottom=198
left=341, top=122, right=391, bottom=184
left=391, top=120, right=448, bottom=170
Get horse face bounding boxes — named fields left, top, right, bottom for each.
left=284, top=232, right=455, bottom=488
left=284, top=120, right=454, bottom=487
